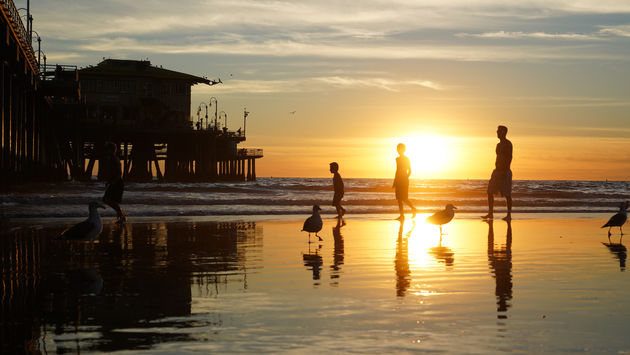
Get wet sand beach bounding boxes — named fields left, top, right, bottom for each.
left=2, top=214, right=629, bottom=353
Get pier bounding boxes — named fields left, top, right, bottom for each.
left=1, top=0, right=262, bottom=184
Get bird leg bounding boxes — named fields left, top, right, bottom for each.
left=621, top=226, right=624, bottom=236
left=608, top=227, right=612, bottom=237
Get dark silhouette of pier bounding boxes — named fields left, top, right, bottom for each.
left=1, top=1, right=262, bottom=185
left=1, top=0, right=58, bottom=185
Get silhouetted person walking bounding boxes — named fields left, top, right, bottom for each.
left=484, top=125, right=512, bottom=220
left=330, top=162, right=346, bottom=218
left=393, top=143, right=417, bottom=220
left=102, top=142, right=127, bottom=223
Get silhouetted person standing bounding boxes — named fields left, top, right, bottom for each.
left=393, top=143, right=417, bottom=220
left=102, top=142, right=127, bottom=223
left=484, top=125, right=512, bottom=220
left=330, top=162, right=346, bottom=218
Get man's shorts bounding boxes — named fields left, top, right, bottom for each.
left=487, top=169, right=512, bottom=197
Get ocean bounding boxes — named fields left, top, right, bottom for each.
left=2, top=178, right=630, bottom=218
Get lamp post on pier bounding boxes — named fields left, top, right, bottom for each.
left=196, top=102, right=208, bottom=130
left=196, top=106, right=201, bottom=130
left=209, top=97, right=218, bottom=131
left=243, top=108, right=249, bottom=137
left=31, top=30, right=41, bottom=73
left=219, top=111, right=228, bottom=132
left=17, top=0, right=31, bottom=40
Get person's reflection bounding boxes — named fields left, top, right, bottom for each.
left=602, top=240, right=626, bottom=271
left=330, top=218, right=345, bottom=284
left=395, top=220, right=414, bottom=297
left=487, top=219, right=513, bottom=319
left=303, top=243, right=323, bottom=282
left=428, top=236, right=454, bottom=267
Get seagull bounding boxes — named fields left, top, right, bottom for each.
left=302, top=205, right=323, bottom=241
left=602, top=201, right=628, bottom=237
left=426, top=204, right=457, bottom=235
left=56, top=201, right=106, bottom=241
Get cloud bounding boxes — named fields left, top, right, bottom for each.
left=29, top=0, right=630, bottom=68
left=316, top=77, right=444, bottom=92
left=194, top=79, right=309, bottom=94
left=70, top=36, right=621, bottom=63
left=456, top=31, right=604, bottom=41
left=34, top=1, right=630, bottom=39
left=598, top=24, right=630, bottom=37
left=192, top=76, right=445, bottom=94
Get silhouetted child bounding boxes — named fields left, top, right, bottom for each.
left=102, top=142, right=127, bottom=223
left=330, top=162, right=346, bottom=218
left=393, top=143, right=417, bottom=220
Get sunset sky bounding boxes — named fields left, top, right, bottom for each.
left=25, top=0, right=630, bottom=180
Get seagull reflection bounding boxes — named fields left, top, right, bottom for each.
left=303, top=242, right=323, bottom=281
left=395, top=220, right=415, bottom=297
left=330, top=218, right=345, bottom=283
left=65, top=269, right=104, bottom=295
left=602, top=240, right=626, bottom=272
left=487, top=219, right=513, bottom=319
left=428, top=235, right=454, bottom=267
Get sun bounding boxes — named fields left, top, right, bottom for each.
left=396, top=135, right=452, bottom=177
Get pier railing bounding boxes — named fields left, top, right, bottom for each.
left=41, top=64, right=79, bottom=81
left=238, top=148, right=263, bottom=158
left=0, top=0, right=39, bottom=75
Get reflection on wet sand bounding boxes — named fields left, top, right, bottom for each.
left=602, top=240, right=626, bottom=271
left=303, top=243, right=323, bottom=282
left=487, top=220, right=513, bottom=319
left=428, top=236, right=454, bottom=267
left=394, top=220, right=413, bottom=297
left=330, top=218, right=345, bottom=285
left=0, top=221, right=261, bottom=354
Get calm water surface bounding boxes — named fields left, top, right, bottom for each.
left=2, top=215, right=629, bottom=353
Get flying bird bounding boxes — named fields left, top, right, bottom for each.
left=426, top=204, right=457, bottom=235
left=302, top=205, right=323, bottom=241
left=602, top=201, right=628, bottom=237
left=56, top=201, right=106, bottom=241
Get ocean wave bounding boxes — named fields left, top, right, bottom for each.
left=2, top=178, right=629, bottom=218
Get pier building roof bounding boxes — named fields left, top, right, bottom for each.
left=79, top=59, right=211, bottom=85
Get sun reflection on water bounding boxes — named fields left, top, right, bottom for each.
left=403, top=215, right=454, bottom=271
